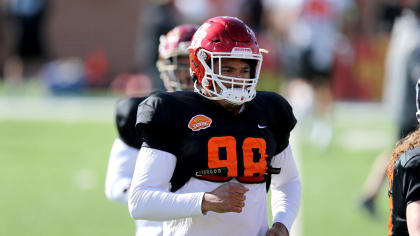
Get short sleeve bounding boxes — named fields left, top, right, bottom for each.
left=135, top=93, right=179, bottom=155
left=403, top=157, right=420, bottom=204
left=268, top=93, right=297, bottom=154
left=116, top=97, right=146, bottom=149
left=407, top=47, right=420, bottom=85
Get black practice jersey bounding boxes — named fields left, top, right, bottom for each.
left=116, top=97, right=148, bottom=149
left=388, top=147, right=420, bottom=236
left=136, top=91, right=297, bottom=192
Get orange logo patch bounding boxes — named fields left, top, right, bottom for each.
left=188, top=114, right=212, bottom=131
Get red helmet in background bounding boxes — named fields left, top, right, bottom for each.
left=157, top=24, right=198, bottom=91
left=189, top=16, right=264, bottom=105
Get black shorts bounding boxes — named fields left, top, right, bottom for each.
left=301, top=49, right=332, bottom=85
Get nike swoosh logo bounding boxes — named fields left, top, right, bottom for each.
left=258, top=124, right=267, bottom=129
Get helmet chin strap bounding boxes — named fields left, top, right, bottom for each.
left=194, top=80, right=222, bottom=101
left=194, top=80, right=246, bottom=106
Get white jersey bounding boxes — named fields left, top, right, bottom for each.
left=384, top=9, right=420, bottom=124
left=105, top=138, right=163, bottom=236
left=128, top=145, right=301, bottom=236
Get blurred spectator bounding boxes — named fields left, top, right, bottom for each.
left=3, top=0, right=49, bottom=82
left=264, top=0, right=354, bottom=148
left=297, top=0, right=354, bottom=148
left=84, top=49, right=109, bottom=88
left=0, top=1, right=7, bottom=78
left=43, top=57, right=85, bottom=94
left=378, top=0, right=403, bottom=33
left=360, top=0, right=420, bottom=216
left=174, top=0, right=246, bottom=23
left=136, top=0, right=182, bottom=90
left=110, top=73, right=153, bottom=97
left=238, top=0, right=263, bottom=33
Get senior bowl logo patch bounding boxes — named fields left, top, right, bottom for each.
left=188, top=114, right=212, bottom=131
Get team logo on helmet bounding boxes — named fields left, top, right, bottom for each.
left=188, top=114, right=212, bottom=131
left=232, top=47, right=252, bottom=54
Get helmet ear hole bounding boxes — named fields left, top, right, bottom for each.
left=191, top=73, right=197, bottom=83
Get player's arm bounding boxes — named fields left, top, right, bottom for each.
left=130, top=93, right=248, bottom=220
left=268, top=145, right=301, bottom=235
left=128, top=146, right=249, bottom=220
left=128, top=146, right=205, bottom=220
left=403, top=156, right=420, bottom=236
left=128, top=94, right=206, bottom=220
left=407, top=200, right=420, bottom=236
left=105, top=138, right=138, bottom=205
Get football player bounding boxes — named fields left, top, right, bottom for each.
left=105, top=24, right=197, bottom=236
left=128, top=16, right=301, bottom=236
left=387, top=70, right=420, bottom=235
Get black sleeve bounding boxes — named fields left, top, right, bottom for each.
left=269, top=93, right=297, bottom=154
left=403, top=156, right=420, bottom=204
left=135, top=93, right=179, bottom=155
left=399, top=47, right=420, bottom=134
left=407, top=47, right=420, bottom=85
left=115, top=98, right=146, bottom=149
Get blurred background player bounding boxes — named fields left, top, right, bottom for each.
left=2, top=0, right=49, bottom=83
left=263, top=0, right=354, bottom=149
left=105, top=24, right=197, bottom=236
left=359, top=0, right=420, bottom=216
left=387, top=76, right=420, bottom=235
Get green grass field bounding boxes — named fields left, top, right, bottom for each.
left=299, top=107, right=393, bottom=235
left=0, top=104, right=392, bottom=235
left=0, top=120, right=134, bottom=236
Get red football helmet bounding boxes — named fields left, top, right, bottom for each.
left=189, top=16, right=264, bottom=105
left=157, top=24, right=198, bottom=91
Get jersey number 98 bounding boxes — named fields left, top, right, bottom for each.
left=207, top=136, right=268, bottom=177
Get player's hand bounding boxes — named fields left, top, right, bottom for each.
left=201, top=182, right=249, bottom=214
left=266, top=222, right=289, bottom=236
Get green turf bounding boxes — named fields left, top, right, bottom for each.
left=0, top=120, right=134, bottom=236
left=0, top=116, right=392, bottom=235
left=298, top=112, right=393, bottom=235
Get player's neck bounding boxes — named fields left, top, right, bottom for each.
left=215, top=100, right=243, bottom=114
left=201, top=89, right=243, bottom=114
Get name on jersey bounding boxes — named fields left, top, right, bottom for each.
left=195, top=167, right=228, bottom=177
left=188, top=114, right=212, bottom=131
